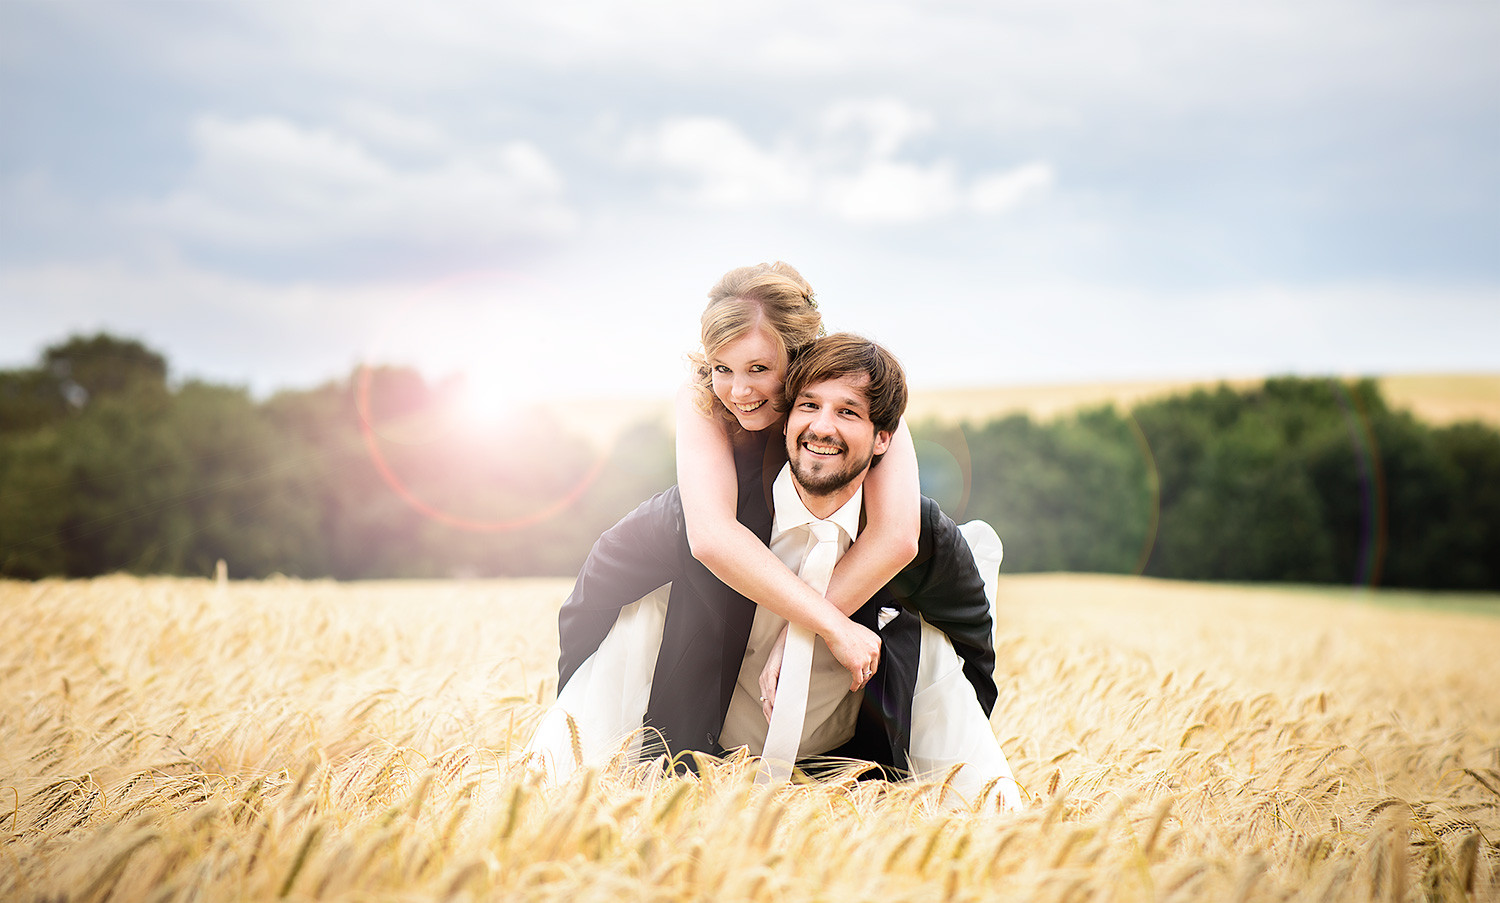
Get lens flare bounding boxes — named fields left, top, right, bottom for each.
left=914, top=433, right=972, bottom=522
left=355, top=363, right=608, bottom=532
left=354, top=270, right=608, bottom=532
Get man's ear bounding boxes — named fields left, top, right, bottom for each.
left=873, top=430, right=893, bottom=457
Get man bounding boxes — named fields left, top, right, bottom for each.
left=532, top=334, right=1020, bottom=808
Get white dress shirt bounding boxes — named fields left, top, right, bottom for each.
left=719, top=464, right=865, bottom=756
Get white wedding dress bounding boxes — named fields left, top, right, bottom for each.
left=526, top=521, right=1020, bottom=809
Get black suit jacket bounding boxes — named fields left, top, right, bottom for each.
left=557, top=456, right=997, bottom=774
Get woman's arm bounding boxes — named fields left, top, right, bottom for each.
left=822, top=418, right=921, bottom=615
left=674, top=383, right=880, bottom=687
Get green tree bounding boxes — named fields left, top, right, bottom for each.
left=42, top=333, right=168, bottom=403
left=928, top=406, right=1152, bottom=573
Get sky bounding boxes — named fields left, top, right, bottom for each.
left=2, top=0, right=1497, bottom=404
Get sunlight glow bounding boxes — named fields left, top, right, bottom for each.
left=361, top=270, right=563, bottom=432
left=354, top=270, right=610, bottom=531
left=450, top=356, right=536, bottom=428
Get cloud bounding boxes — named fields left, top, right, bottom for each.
left=628, top=117, right=810, bottom=209
left=626, top=101, right=1054, bottom=224
left=821, top=160, right=962, bottom=224
left=970, top=164, right=1056, bottom=214
left=131, top=114, right=577, bottom=253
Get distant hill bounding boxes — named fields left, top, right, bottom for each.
left=542, top=373, right=1500, bottom=447
left=906, top=373, right=1500, bottom=428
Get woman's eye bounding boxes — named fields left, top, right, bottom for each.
left=713, top=365, right=729, bottom=374
left=750, top=365, right=767, bottom=373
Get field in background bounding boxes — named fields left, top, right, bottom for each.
left=4, top=575, right=1497, bottom=901
left=910, top=373, right=1500, bottom=428
left=549, top=373, right=1500, bottom=446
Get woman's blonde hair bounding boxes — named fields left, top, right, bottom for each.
left=689, top=262, right=825, bottom=426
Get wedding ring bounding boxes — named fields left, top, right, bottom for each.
left=759, top=696, right=767, bottom=702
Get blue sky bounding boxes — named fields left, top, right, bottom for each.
left=2, top=0, right=1496, bottom=401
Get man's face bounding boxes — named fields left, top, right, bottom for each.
left=785, top=373, right=893, bottom=498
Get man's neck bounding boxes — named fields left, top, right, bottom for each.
left=792, top=475, right=866, bottom=521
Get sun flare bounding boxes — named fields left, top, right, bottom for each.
left=450, top=358, right=538, bottom=427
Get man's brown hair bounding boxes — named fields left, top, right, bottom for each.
left=781, top=333, right=907, bottom=435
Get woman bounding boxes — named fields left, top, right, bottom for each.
left=528, top=263, right=1008, bottom=801
left=676, top=261, right=920, bottom=697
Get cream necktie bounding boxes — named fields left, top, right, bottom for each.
left=759, top=519, right=841, bottom=784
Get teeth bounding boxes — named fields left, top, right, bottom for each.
left=736, top=401, right=765, bottom=412
left=806, top=443, right=841, bottom=455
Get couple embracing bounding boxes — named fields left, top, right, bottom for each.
left=528, top=262, right=1022, bottom=810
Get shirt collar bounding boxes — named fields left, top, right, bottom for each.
left=771, top=463, right=863, bottom=543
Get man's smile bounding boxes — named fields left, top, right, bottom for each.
left=801, top=437, right=844, bottom=457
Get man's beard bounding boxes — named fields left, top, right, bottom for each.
left=788, top=428, right=873, bottom=497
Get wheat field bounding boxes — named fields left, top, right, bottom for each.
left=3, top=574, right=1497, bottom=901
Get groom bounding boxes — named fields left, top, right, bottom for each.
left=553, top=334, right=1017, bottom=802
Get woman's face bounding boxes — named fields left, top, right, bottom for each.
left=710, top=327, right=784, bottom=432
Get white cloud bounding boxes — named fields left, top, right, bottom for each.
left=627, top=102, right=1054, bottom=224
left=971, top=163, right=1056, bottom=214
left=820, top=99, right=934, bottom=159
left=822, top=160, right=961, bottom=223
left=336, top=102, right=453, bottom=159
left=132, top=114, right=576, bottom=251
left=627, top=117, right=809, bottom=208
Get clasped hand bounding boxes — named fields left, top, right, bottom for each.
left=758, top=618, right=879, bottom=722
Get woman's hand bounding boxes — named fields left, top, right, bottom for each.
left=824, top=618, right=881, bottom=692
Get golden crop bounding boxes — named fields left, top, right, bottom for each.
left=2, top=574, right=1496, bottom=901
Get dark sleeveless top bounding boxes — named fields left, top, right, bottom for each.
left=731, top=424, right=787, bottom=528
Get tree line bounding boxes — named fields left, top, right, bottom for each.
left=2, top=333, right=1496, bottom=589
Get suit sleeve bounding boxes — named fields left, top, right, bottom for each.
left=884, top=497, right=999, bottom=716
left=557, top=487, right=685, bottom=691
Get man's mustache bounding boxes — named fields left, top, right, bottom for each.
left=795, top=428, right=847, bottom=454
